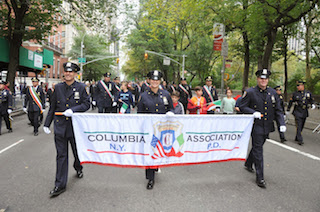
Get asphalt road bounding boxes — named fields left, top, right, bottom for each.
left=0, top=110, right=320, bottom=212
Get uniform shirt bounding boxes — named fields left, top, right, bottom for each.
left=287, top=90, right=314, bottom=118
left=94, top=80, right=117, bottom=107
left=177, top=84, right=192, bottom=106
left=137, top=89, right=173, bottom=114
left=24, top=86, right=45, bottom=112
left=47, top=88, right=54, bottom=104
left=0, top=89, right=13, bottom=115
left=44, top=81, right=90, bottom=137
left=141, top=82, right=150, bottom=93
left=202, top=85, right=218, bottom=103
left=240, top=86, right=285, bottom=135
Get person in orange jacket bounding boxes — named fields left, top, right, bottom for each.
left=187, top=86, right=207, bottom=114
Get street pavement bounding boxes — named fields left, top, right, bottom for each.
left=0, top=109, right=320, bottom=212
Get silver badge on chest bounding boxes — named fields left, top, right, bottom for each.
left=271, top=95, right=275, bottom=104
left=74, top=91, right=80, bottom=100
left=163, top=96, right=168, bottom=105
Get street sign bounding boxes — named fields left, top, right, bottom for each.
left=78, top=58, right=86, bottom=63
left=163, top=57, right=170, bottom=66
left=213, top=23, right=224, bottom=41
left=221, top=41, right=228, bottom=57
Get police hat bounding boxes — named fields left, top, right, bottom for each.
left=104, top=72, right=111, bottom=77
left=180, top=77, right=187, bottom=81
left=63, top=62, right=80, bottom=72
left=255, top=69, right=271, bottom=79
left=205, top=76, right=213, bottom=81
left=274, top=85, right=281, bottom=90
left=31, top=77, right=40, bottom=82
left=148, top=70, right=163, bottom=80
left=296, top=80, right=305, bottom=85
left=114, top=76, right=120, bottom=80
left=0, top=81, right=6, bottom=85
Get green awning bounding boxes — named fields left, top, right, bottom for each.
left=0, top=37, right=10, bottom=63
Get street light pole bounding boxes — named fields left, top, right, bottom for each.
left=80, top=33, right=86, bottom=82
left=182, top=54, right=185, bottom=78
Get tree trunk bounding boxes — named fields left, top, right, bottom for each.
left=262, top=29, right=277, bottom=69
left=305, top=18, right=312, bottom=90
left=242, top=30, right=250, bottom=90
left=283, top=32, right=288, bottom=102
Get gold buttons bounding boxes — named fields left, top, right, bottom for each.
left=66, top=117, right=69, bottom=120
left=156, top=109, right=158, bottom=112
left=156, top=104, right=158, bottom=106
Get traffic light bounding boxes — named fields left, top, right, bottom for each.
left=116, top=58, right=120, bottom=64
left=144, top=53, right=148, bottom=60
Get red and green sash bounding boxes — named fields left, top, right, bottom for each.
left=29, top=87, right=43, bottom=113
left=179, top=84, right=189, bottom=96
left=203, top=85, right=213, bottom=102
left=100, top=80, right=114, bottom=100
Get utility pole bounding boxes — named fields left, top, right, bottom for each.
left=80, top=33, right=86, bottom=82
left=182, top=54, right=186, bottom=78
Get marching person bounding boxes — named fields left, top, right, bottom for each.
left=0, top=81, right=13, bottom=135
left=137, top=70, right=173, bottom=190
left=240, top=69, right=286, bottom=188
left=112, top=77, right=121, bottom=113
left=171, top=91, right=184, bottom=114
left=167, top=81, right=177, bottom=95
left=23, top=77, right=45, bottom=136
left=93, top=72, right=118, bottom=113
left=177, top=77, right=192, bottom=112
left=46, top=83, right=55, bottom=106
left=116, top=81, right=135, bottom=114
left=287, top=80, right=315, bottom=145
left=141, top=74, right=151, bottom=93
left=274, top=86, right=287, bottom=143
left=89, top=80, right=97, bottom=110
left=202, top=76, right=218, bottom=114
left=43, top=62, right=90, bottom=197
left=187, top=86, right=207, bottom=114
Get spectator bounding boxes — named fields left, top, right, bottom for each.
left=221, top=89, right=236, bottom=114
left=171, top=91, right=184, bottom=114
left=187, top=86, right=207, bottom=114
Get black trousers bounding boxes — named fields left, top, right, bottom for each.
left=98, top=106, right=112, bottom=113
left=111, top=106, right=118, bottom=113
left=275, top=119, right=285, bottom=140
left=295, top=117, right=306, bottom=142
left=0, top=113, right=12, bottom=133
left=28, top=111, right=40, bottom=133
left=245, top=133, right=268, bottom=181
left=145, top=169, right=157, bottom=180
left=54, top=134, right=83, bottom=188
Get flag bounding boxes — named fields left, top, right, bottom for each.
left=151, top=135, right=166, bottom=159
left=234, top=95, right=241, bottom=101
left=119, top=102, right=128, bottom=114
left=168, top=133, right=184, bottom=157
left=207, top=100, right=221, bottom=111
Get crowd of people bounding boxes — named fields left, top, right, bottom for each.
left=0, top=63, right=316, bottom=195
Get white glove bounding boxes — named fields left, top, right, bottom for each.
left=280, top=125, right=286, bottom=132
left=42, top=109, right=46, bottom=112
left=285, top=111, right=290, bottom=115
left=311, top=104, right=316, bottom=110
left=284, top=115, right=286, bottom=120
left=63, top=109, right=73, bottom=117
left=23, top=107, right=28, bottom=113
left=112, top=102, right=117, bottom=107
left=215, top=108, right=220, bottom=113
left=253, top=112, right=262, bottom=119
left=166, top=111, right=175, bottom=116
left=92, top=101, right=96, bottom=106
left=45, top=102, right=50, bottom=107
left=7, top=109, right=12, bottom=114
left=43, top=126, right=51, bottom=134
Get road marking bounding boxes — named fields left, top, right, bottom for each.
left=267, top=139, right=320, bottom=161
left=0, top=139, right=24, bottom=155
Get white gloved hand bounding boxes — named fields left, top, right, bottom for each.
left=215, top=108, right=220, bottom=113
left=285, top=111, right=290, bottom=115
left=23, top=107, right=28, bottom=113
left=280, top=125, right=286, bottom=132
left=284, top=115, right=286, bottom=120
left=166, top=111, right=175, bottom=116
left=45, top=102, right=50, bottom=107
left=42, top=109, right=46, bottom=113
left=43, top=126, right=51, bottom=134
left=311, top=104, right=316, bottom=110
left=63, top=109, right=73, bottom=117
left=253, top=112, right=262, bottom=119
left=112, top=102, right=117, bottom=107
left=92, top=101, right=96, bottom=106
left=7, top=109, right=12, bottom=114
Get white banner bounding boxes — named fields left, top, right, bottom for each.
left=72, top=114, right=254, bottom=168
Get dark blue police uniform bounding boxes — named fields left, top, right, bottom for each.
left=137, top=70, right=173, bottom=189
left=274, top=86, right=286, bottom=142
left=44, top=62, right=90, bottom=195
left=24, top=79, right=45, bottom=135
left=287, top=82, right=314, bottom=145
left=177, top=78, right=192, bottom=112
left=94, top=73, right=117, bottom=113
left=203, top=76, right=218, bottom=114
left=240, top=69, right=285, bottom=188
left=0, top=82, right=13, bottom=134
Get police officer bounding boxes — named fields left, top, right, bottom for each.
left=177, top=77, right=192, bottom=112
left=0, top=81, right=13, bottom=135
left=23, top=77, right=45, bottom=136
left=167, top=81, right=177, bottom=95
left=112, top=77, right=121, bottom=113
left=43, top=62, right=90, bottom=197
left=46, top=83, right=55, bottom=106
left=274, top=86, right=287, bottom=143
left=137, top=70, right=173, bottom=189
left=287, top=80, right=315, bottom=145
left=240, top=69, right=286, bottom=188
left=202, top=76, right=218, bottom=114
left=141, top=74, right=151, bottom=93
left=93, top=72, right=118, bottom=113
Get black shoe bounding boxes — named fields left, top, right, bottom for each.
left=256, top=179, right=266, bottom=188
left=147, top=180, right=154, bottom=190
left=298, top=141, right=304, bottom=145
left=244, top=165, right=254, bottom=173
left=76, top=170, right=83, bottom=178
left=8, top=129, right=12, bottom=133
left=49, top=186, right=66, bottom=196
left=280, top=138, right=286, bottom=143
left=28, top=122, right=33, bottom=126
left=34, top=132, right=39, bottom=136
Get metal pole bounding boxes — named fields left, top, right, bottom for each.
left=80, top=39, right=84, bottom=82
left=221, top=56, right=226, bottom=96
left=182, top=55, right=185, bottom=78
